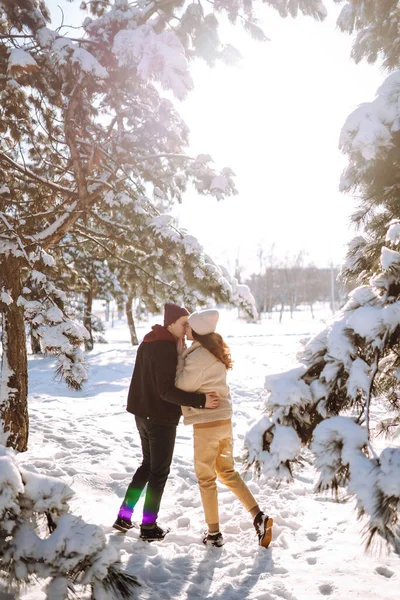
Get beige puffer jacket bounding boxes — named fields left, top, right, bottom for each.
left=175, top=341, right=232, bottom=425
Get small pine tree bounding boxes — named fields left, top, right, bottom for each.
left=245, top=0, right=400, bottom=553
left=0, top=446, right=140, bottom=599
left=245, top=220, right=400, bottom=553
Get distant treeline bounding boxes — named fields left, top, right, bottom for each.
left=246, top=266, right=348, bottom=319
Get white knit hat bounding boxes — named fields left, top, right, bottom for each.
left=188, top=309, right=219, bottom=335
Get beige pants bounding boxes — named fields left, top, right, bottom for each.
left=193, top=419, right=257, bottom=526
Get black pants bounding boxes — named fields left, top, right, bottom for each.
left=120, top=416, right=177, bottom=525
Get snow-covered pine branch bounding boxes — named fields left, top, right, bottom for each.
left=147, top=212, right=258, bottom=316
left=17, top=255, right=90, bottom=390
left=245, top=220, right=400, bottom=550
left=312, top=417, right=400, bottom=553
left=0, top=446, right=140, bottom=599
left=339, top=71, right=400, bottom=283
left=335, top=0, right=400, bottom=71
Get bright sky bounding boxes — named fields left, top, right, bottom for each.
left=46, top=0, right=384, bottom=276
left=175, top=3, right=384, bottom=275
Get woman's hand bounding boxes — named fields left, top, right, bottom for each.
left=177, top=338, right=187, bottom=356
left=205, top=392, right=219, bottom=409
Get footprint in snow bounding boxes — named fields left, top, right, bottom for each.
left=318, top=583, right=334, bottom=595
left=273, top=515, right=301, bottom=530
left=375, top=566, right=394, bottom=578
left=293, top=547, right=321, bottom=560
left=31, top=460, right=54, bottom=469
left=109, top=472, right=129, bottom=480
left=270, top=581, right=298, bottom=599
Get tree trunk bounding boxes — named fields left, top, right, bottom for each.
left=0, top=257, right=29, bottom=452
left=279, top=300, right=285, bottom=323
left=83, top=287, right=94, bottom=351
left=117, top=300, right=124, bottom=320
left=30, top=327, right=42, bottom=354
left=126, top=294, right=139, bottom=346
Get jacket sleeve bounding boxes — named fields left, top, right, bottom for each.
left=153, top=342, right=206, bottom=408
left=175, top=352, right=205, bottom=393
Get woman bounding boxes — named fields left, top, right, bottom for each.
left=175, top=308, right=273, bottom=548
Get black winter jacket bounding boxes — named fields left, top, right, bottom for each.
left=126, top=326, right=206, bottom=425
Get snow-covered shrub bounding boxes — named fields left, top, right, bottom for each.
left=0, top=447, right=139, bottom=599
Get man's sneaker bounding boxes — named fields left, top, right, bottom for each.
left=203, top=531, right=224, bottom=547
left=139, top=523, right=170, bottom=542
left=253, top=511, right=273, bottom=548
left=113, top=516, right=134, bottom=533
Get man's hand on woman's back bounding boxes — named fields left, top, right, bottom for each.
left=205, top=392, right=219, bottom=409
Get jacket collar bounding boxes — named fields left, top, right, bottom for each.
left=143, top=325, right=176, bottom=343
left=182, top=340, right=202, bottom=358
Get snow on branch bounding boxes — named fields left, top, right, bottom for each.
left=245, top=417, right=301, bottom=479
left=7, top=48, right=38, bottom=75
left=312, top=417, right=400, bottom=553
left=146, top=209, right=257, bottom=315
left=339, top=72, right=400, bottom=192
left=218, top=265, right=258, bottom=319
left=335, top=0, right=400, bottom=69
left=187, top=157, right=237, bottom=200
left=18, top=259, right=90, bottom=391
left=71, top=47, right=108, bottom=79
left=113, top=25, right=193, bottom=100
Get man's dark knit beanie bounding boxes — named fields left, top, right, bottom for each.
left=163, top=303, right=189, bottom=328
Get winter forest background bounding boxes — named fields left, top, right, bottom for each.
left=1, top=0, right=400, bottom=598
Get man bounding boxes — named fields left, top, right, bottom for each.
left=113, top=303, right=219, bottom=541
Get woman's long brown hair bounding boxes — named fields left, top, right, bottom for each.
left=191, top=330, right=233, bottom=370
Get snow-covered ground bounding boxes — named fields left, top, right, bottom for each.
left=18, top=306, right=399, bottom=599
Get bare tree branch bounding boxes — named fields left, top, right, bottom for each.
left=0, top=151, right=75, bottom=195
